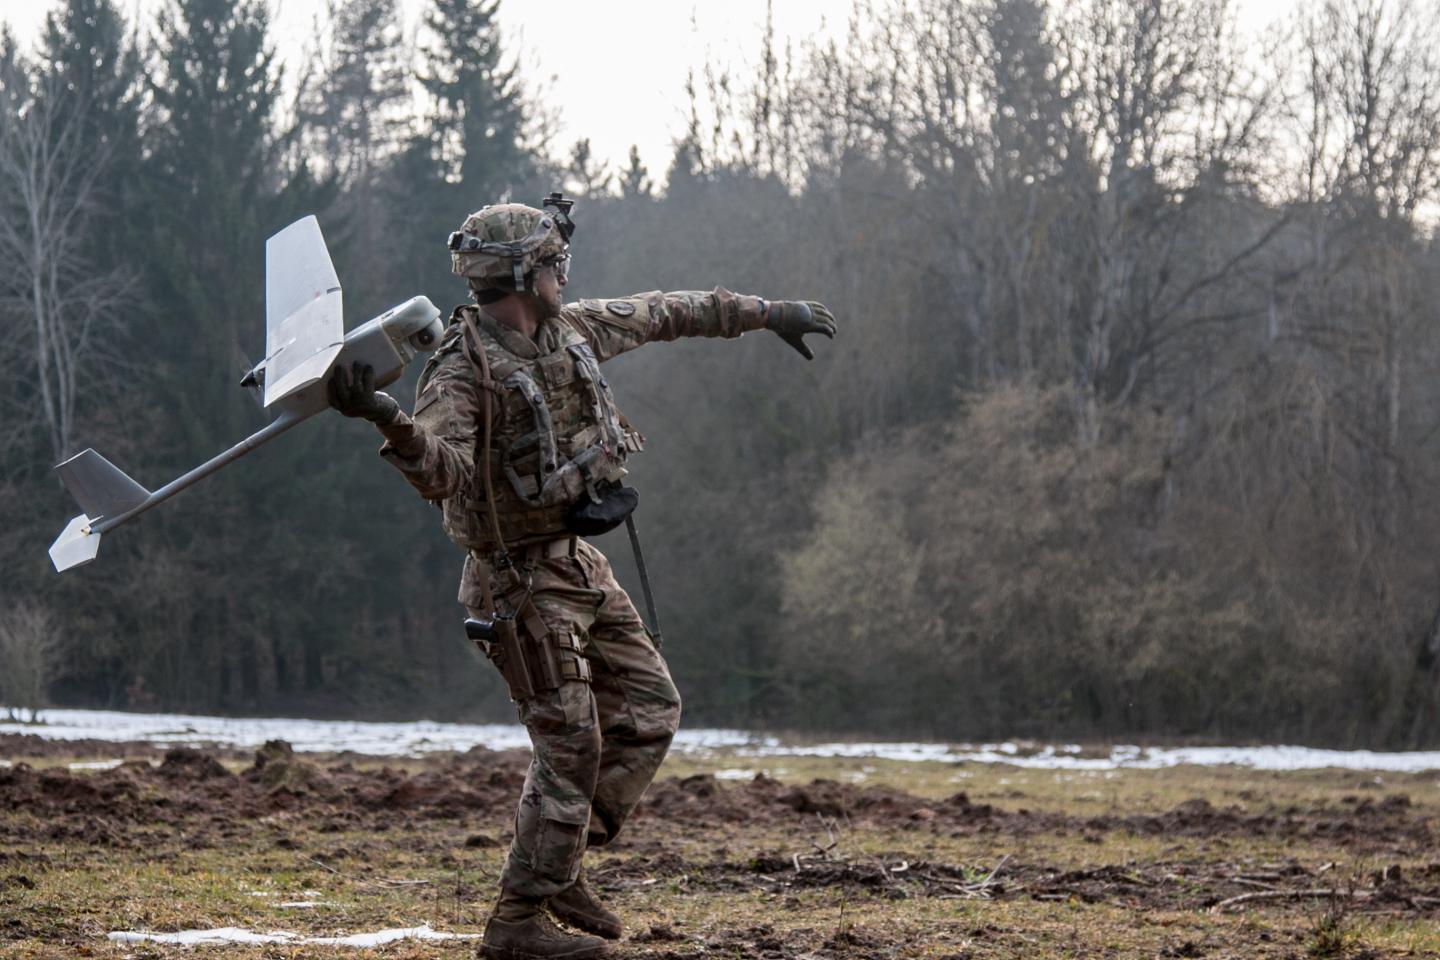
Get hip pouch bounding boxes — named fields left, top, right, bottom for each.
left=564, top=482, right=638, bottom=536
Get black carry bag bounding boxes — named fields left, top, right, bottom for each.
left=564, top=482, right=639, bottom=537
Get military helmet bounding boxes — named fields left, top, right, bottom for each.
left=448, top=194, right=575, bottom=293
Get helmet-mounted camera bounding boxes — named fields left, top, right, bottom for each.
left=448, top=231, right=483, bottom=252
left=542, top=192, right=576, bottom=241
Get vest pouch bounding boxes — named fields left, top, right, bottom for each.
left=564, top=482, right=639, bottom=537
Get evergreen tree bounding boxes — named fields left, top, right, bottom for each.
left=142, top=0, right=284, bottom=446
left=302, top=0, right=410, bottom=317
left=37, top=0, right=142, bottom=161
left=388, top=0, right=542, bottom=305
left=306, top=0, right=408, bottom=187
left=619, top=145, right=653, bottom=199
left=417, top=0, right=531, bottom=199
left=566, top=138, right=612, bottom=197
left=119, top=0, right=338, bottom=710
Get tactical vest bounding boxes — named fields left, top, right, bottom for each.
left=425, top=308, right=641, bottom=552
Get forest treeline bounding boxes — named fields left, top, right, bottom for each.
left=4, top=0, right=1440, bottom=748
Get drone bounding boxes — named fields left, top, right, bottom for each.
left=48, top=216, right=443, bottom=572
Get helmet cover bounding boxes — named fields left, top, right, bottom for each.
left=449, top=203, right=568, bottom=291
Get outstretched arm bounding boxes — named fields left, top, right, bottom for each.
left=564, top=288, right=837, bottom=362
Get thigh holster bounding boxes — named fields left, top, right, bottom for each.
left=467, top=606, right=591, bottom=702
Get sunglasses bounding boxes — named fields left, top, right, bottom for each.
left=539, top=254, right=571, bottom=281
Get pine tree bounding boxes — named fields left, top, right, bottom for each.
left=566, top=138, right=612, bottom=197
left=307, top=0, right=408, bottom=187
left=620, top=145, right=653, bottom=199
left=388, top=0, right=541, bottom=302
left=142, top=0, right=284, bottom=446
left=417, top=0, right=531, bottom=200
left=301, top=0, right=410, bottom=316
left=37, top=0, right=141, bottom=151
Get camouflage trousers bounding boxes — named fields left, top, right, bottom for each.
left=463, top=538, right=681, bottom=899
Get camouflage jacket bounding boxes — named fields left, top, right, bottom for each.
left=375, top=287, right=767, bottom=547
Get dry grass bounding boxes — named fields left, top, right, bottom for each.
left=1, top=744, right=1438, bottom=958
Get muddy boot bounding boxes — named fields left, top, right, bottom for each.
left=548, top=872, right=622, bottom=940
left=481, top=888, right=609, bottom=960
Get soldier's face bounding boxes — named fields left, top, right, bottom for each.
left=534, top=260, right=566, bottom=318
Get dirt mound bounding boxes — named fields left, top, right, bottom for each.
left=0, top=733, right=164, bottom=761
left=640, top=773, right=1010, bottom=833
left=0, top=732, right=253, bottom=762
left=244, top=740, right=333, bottom=797
left=636, top=775, right=1436, bottom=853
left=4, top=749, right=1435, bottom=858
left=159, top=748, right=232, bottom=781
left=0, top=740, right=532, bottom=836
left=1101, top=795, right=1434, bottom=848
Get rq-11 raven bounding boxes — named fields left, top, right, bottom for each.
left=48, top=216, right=442, bottom=572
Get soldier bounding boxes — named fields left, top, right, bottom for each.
left=328, top=196, right=836, bottom=960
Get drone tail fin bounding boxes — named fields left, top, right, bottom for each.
left=49, top=449, right=151, bottom=572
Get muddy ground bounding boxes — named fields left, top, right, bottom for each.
left=2, top=732, right=1439, bottom=958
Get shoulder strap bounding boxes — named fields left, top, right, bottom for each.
left=421, top=313, right=508, bottom=398
left=457, top=312, right=514, bottom=579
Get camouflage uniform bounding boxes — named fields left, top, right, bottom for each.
left=373, top=289, right=769, bottom=898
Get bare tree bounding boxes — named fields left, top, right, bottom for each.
left=1273, top=0, right=1440, bottom=738
left=1283, top=0, right=1440, bottom=516
left=1051, top=0, right=1279, bottom=444
left=0, top=601, right=60, bottom=722
left=0, top=53, right=132, bottom=466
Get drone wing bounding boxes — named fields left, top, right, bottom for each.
left=261, top=216, right=344, bottom=407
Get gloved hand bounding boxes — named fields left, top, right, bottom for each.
left=327, top=361, right=400, bottom=424
left=765, top=300, right=837, bottom=360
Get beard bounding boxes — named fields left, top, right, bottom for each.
left=536, top=288, right=564, bottom=319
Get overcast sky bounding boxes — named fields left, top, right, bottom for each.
left=3, top=0, right=1298, bottom=176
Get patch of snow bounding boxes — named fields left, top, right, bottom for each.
left=67, top=759, right=124, bottom=771
left=712, top=768, right=757, bottom=780
left=110, top=927, right=283, bottom=946
left=107, top=923, right=481, bottom=947
left=0, top=707, right=758, bottom=758
left=738, top=740, right=957, bottom=763
left=737, top=739, right=1440, bottom=773
left=0, top=760, right=10, bottom=768
left=277, top=901, right=332, bottom=909
left=9, top=707, right=1440, bottom=773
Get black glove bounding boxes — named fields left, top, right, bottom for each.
left=765, top=300, right=837, bottom=360
left=327, top=361, right=400, bottom=424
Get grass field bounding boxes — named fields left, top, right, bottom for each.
left=2, top=733, right=1438, bottom=958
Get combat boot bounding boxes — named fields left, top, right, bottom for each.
left=481, top=887, right=609, bottom=960
left=548, top=871, right=622, bottom=939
